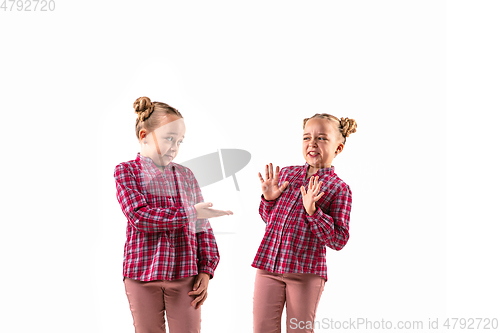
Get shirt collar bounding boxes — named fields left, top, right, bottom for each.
left=136, top=153, right=174, bottom=175
left=303, top=161, right=335, bottom=177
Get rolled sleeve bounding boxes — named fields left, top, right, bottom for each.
left=259, top=195, right=277, bottom=223
left=114, top=164, right=194, bottom=233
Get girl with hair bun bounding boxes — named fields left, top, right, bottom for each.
left=253, top=113, right=357, bottom=332
left=114, top=97, right=233, bottom=333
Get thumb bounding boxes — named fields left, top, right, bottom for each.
left=280, top=181, right=289, bottom=192
left=201, top=202, right=213, bottom=209
left=193, top=276, right=201, bottom=290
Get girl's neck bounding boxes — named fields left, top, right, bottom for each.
left=306, top=166, right=318, bottom=179
left=306, top=164, right=331, bottom=178
left=151, top=159, right=165, bottom=172
left=140, top=152, right=166, bottom=171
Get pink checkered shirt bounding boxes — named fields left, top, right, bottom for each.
left=252, top=162, right=352, bottom=281
left=114, top=153, right=219, bottom=281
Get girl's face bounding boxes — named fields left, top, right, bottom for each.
left=139, top=115, right=186, bottom=167
left=302, top=118, right=344, bottom=172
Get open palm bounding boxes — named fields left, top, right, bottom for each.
left=300, top=176, right=325, bottom=216
left=258, top=163, right=289, bottom=201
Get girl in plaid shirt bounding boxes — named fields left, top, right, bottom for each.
left=114, top=97, right=232, bottom=333
left=252, top=114, right=357, bottom=333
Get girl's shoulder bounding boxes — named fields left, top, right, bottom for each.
left=170, top=162, right=195, bottom=180
left=279, top=164, right=303, bottom=175
left=114, top=158, right=136, bottom=175
left=278, top=164, right=305, bottom=185
left=322, top=171, right=352, bottom=198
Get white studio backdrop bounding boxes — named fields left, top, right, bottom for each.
left=1, top=1, right=499, bottom=332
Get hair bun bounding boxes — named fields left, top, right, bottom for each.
left=340, top=117, right=357, bottom=138
left=133, top=96, right=155, bottom=122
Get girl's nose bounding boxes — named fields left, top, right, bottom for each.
left=168, top=143, right=177, bottom=151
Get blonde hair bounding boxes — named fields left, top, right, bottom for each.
left=133, top=96, right=183, bottom=140
left=303, top=113, right=357, bottom=144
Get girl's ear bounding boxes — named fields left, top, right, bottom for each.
left=336, top=143, right=344, bottom=154
left=139, top=129, right=148, bottom=144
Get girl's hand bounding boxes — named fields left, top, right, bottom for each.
left=300, top=176, right=325, bottom=216
left=188, top=272, right=210, bottom=309
left=194, top=202, right=233, bottom=219
left=258, top=163, right=289, bottom=201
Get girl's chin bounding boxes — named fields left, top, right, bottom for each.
left=306, top=156, right=321, bottom=164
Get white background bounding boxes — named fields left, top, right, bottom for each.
left=1, top=1, right=499, bottom=332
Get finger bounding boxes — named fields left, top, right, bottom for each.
left=279, top=181, right=289, bottom=192
left=217, top=209, right=234, bottom=216
left=197, top=292, right=208, bottom=308
left=216, top=210, right=232, bottom=216
left=208, top=211, right=225, bottom=218
left=188, top=288, right=203, bottom=296
left=258, top=172, right=264, bottom=183
left=313, top=180, right=322, bottom=193
left=269, top=163, right=274, bottom=180
left=275, top=165, right=280, bottom=181
left=193, top=276, right=201, bottom=290
left=265, top=164, right=269, bottom=180
left=300, top=185, right=305, bottom=197
left=314, top=192, right=325, bottom=201
left=191, top=291, right=206, bottom=308
left=200, top=202, right=213, bottom=209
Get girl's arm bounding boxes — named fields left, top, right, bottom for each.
left=190, top=170, right=220, bottom=278
left=306, top=183, right=352, bottom=250
left=114, top=164, right=197, bottom=233
left=258, top=195, right=277, bottom=223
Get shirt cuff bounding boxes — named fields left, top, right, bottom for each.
left=185, top=204, right=198, bottom=224
left=261, top=194, right=277, bottom=204
left=305, top=205, right=323, bottom=220
left=198, top=266, right=215, bottom=279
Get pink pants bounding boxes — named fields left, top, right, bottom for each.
left=253, top=269, right=326, bottom=333
left=124, top=276, right=201, bottom=333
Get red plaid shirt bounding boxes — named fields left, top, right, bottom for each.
left=114, top=153, right=220, bottom=281
left=252, top=162, right=352, bottom=281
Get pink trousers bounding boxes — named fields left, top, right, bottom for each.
left=253, top=269, right=326, bottom=333
left=124, top=276, right=201, bottom=333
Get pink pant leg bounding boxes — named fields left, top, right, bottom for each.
left=124, top=278, right=167, bottom=333
left=124, top=276, right=201, bottom=333
left=283, top=272, right=325, bottom=333
left=164, top=276, right=201, bottom=333
left=253, top=269, right=286, bottom=333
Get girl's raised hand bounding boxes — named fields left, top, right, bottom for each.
left=300, top=176, right=325, bottom=216
left=258, top=163, right=289, bottom=201
left=194, top=202, right=233, bottom=220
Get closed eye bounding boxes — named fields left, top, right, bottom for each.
left=303, top=137, right=326, bottom=140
